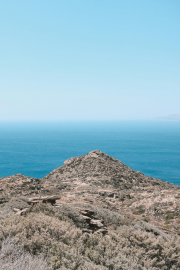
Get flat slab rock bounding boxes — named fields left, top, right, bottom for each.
left=28, top=195, right=60, bottom=204
left=90, top=219, right=104, bottom=228
left=13, top=208, right=28, bottom=216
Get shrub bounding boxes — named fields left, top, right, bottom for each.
left=0, top=237, right=50, bottom=270
left=133, top=205, right=146, bottom=215
left=0, top=203, right=180, bottom=269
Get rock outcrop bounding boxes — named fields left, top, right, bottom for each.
left=28, top=195, right=61, bottom=205
left=77, top=208, right=108, bottom=234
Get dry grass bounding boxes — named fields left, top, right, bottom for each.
left=0, top=237, right=50, bottom=270
left=0, top=203, right=180, bottom=270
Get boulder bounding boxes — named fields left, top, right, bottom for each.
left=28, top=195, right=60, bottom=205
left=90, top=219, right=104, bottom=228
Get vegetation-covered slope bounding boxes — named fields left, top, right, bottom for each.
left=0, top=150, right=180, bottom=269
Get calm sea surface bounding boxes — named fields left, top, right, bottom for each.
left=0, top=121, right=180, bottom=186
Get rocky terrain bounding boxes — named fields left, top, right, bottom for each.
left=0, top=150, right=180, bottom=269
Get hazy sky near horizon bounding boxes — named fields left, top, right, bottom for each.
left=0, top=1, right=180, bottom=121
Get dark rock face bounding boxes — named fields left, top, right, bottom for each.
left=0, top=197, right=9, bottom=204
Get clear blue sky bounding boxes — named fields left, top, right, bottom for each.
left=0, top=0, right=180, bottom=121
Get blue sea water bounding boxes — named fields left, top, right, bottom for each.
left=0, top=121, right=180, bottom=186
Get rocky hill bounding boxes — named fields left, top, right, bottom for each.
left=0, top=150, right=180, bottom=269
left=154, top=114, right=180, bottom=121
left=44, top=149, right=174, bottom=190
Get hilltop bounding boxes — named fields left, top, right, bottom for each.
left=1, top=150, right=179, bottom=233
left=0, top=150, right=180, bottom=269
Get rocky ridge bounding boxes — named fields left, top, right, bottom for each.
left=1, top=150, right=180, bottom=269
left=0, top=150, right=180, bottom=235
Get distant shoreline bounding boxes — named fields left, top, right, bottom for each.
left=154, top=114, right=180, bottom=121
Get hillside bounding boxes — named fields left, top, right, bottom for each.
left=0, top=150, right=180, bottom=269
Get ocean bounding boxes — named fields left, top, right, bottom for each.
left=0, top=121, right=180, bottom=186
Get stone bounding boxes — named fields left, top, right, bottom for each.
left=90, top=219, right=104, bottom=228
left=28, top=195, right=60, bottom=205
left=95, top=228, right=108, bottom=235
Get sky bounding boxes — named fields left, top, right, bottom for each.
left=0, top=0, right=180, bottom=121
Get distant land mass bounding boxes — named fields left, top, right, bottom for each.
left=154, top=114, right=180, bottom=121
